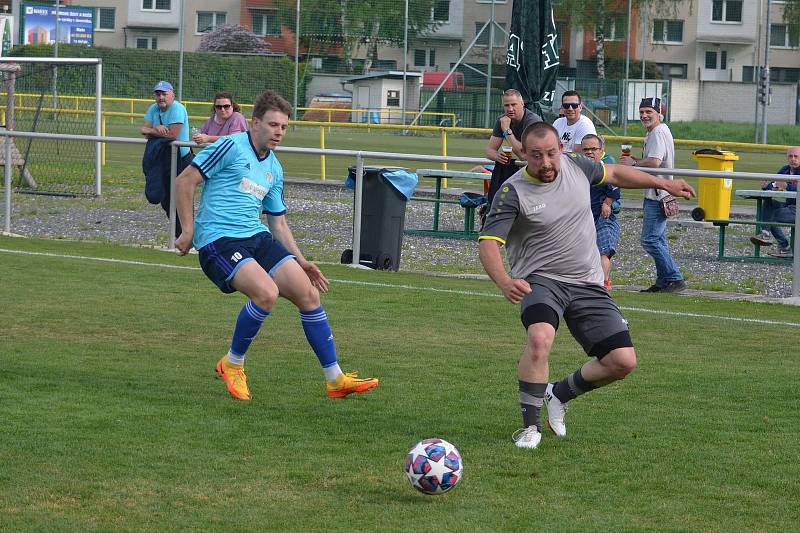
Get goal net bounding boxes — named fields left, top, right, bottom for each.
left=1, top=57, right=101, bottom=196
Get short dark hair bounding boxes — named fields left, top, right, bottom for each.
left=581, top=133, right=604, bottom=148
left=561, top=90, right=581, bottom=103
left=252, top=90, right=292, bottom=120
left=212, top=91, right=241, bottom=114
left=502, top=89, right=523, bottom=101
left=521, top=121, right=559, bottom=145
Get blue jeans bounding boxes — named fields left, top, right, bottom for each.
left=762, top=198, right=795, bottom=249
left=641, top=198, right=683, bottom=287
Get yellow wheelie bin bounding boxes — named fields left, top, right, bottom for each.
left=690, top=149, right=739, bottom=221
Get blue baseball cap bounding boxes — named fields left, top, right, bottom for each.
left=153, top=80, right=173, bottom=92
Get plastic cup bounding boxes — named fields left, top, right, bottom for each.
left=621, top=144, right=632, bottom=156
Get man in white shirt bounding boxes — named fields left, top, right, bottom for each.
left=553, top=90, right=596, bottom=153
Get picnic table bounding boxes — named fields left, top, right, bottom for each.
left=707, top=189, right=796, bottom=262
left=405, top=168, right=492, bottom=239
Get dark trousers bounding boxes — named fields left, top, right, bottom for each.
left=487, top=162, right=519, bottom=206
left=161, top=152, right=194, bottom=237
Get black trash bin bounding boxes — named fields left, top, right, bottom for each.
left=341, top=166, right=409, bottom=271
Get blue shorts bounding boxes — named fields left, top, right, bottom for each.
left=198, top=231, right=295, bottom=293
left=595, top=215, right=621, bottom=257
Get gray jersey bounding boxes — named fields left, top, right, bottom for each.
left=642, top=122, right=674, bottom=200
left=480, top=153, right=606, bottom=286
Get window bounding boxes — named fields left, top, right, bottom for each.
left=197, top=12, right=226, bottom=33
left=414, top=49, right=426, bottom=66
left=95, top=7, right=115, bottom=31
left=252, top=10, right=280, bottom=36
left=433, top=0, right=449, bottom=23
left=652, top=20, right=683, bottom=43
left=429, top=49, right=436, bottom=67
left=600, top=15, right=627, bottom=41
left=705, top=51, right=717, bottom=69
left=135, top=37, right=158, bottom=49
left=142, top=0, right=170, bottom=11
left=475, top=22, right=506, bottom=46
left=386, top=90, right=400, bottom=107
left=711, top=0, right=742, bottom=23
left=720, top=50, right=727, bottom=70
left=656, top=63, right=688, bottom=79
left=770, top=24, right=800, bottom=48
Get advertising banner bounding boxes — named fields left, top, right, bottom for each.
left=21, top=3, right=93, bottom=46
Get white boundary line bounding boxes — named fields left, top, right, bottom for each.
left=3, top=247, right=800, bottom=328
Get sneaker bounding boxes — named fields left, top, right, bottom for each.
left=768, top=247, right=793, bottom=258
left=750, top=231, right=774, bottom=246
left=215, top=356, right=250, bottom=401
left=512, top=426, right=542, bottom=449
left=640, top=284, right=662, bottom=293
left=544, top=383, right=567, bottom=437
left=661, top=280, right=687, bottom=294
left=326, top=372, right=380, bottom=399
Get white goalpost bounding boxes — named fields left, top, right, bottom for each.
left=0, top=56, right=103, bottom=195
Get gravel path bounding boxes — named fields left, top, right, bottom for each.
left=5, top=179, right=797, bottom=299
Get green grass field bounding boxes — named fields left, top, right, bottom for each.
left=2, top=236, right=799, bottom=531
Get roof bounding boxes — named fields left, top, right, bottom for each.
left=342, top=71, right=423, bottom=83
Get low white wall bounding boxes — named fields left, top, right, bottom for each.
left=670, top=80, right=797, bottom=124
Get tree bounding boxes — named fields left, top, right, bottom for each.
left=279, top=0, right=442, bottom=74
left=198, top=25, right=271, bottom=54
left=555, top=0, right=692, bottom=80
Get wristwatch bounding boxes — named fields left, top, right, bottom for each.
left=503, top=128, right=513, bottom=138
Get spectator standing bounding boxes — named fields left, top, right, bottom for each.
left=582, top=134, right=621, bottom=289
left=484, top=89, right=543, bottom=205
left=619, top=97, right=686, bottom=293
left=750, top=146, right=799, bottom=258
left=140, top=80, right=192, bottom=235
left=553, top=90, right=596, bottom=153
left=193, top=91, right=248, bottom=145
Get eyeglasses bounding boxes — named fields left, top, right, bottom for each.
left=215, top=104, right=232, bottom=110
left=582, top=147, right=601, bottom=152
left=561, top=102, right=581, bottom=109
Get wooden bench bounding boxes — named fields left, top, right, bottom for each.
left=405, top=168, right=491, bottom=239
left=708, top=219, right=795, bottom=262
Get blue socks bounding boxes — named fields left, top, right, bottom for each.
left=300, top=305, right=342, bottom=381
left=228, top=301, right=270, bottom=365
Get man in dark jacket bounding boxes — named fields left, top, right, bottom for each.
left=140, top=81, right=192, bottom=236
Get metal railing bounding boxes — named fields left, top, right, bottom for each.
left=1, top=128, right=798, bottom=299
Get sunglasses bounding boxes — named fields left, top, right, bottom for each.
left=561, top=102, right=580, bottom=109
left=215, top=104, right=232, bottom=110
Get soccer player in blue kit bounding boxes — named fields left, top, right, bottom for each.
left=174, top=90, right=379, bottom=401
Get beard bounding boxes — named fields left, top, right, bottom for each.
left=535, top=165, right=558, bottom=183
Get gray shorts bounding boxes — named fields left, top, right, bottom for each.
left=521, top=274, right=631, bottom=357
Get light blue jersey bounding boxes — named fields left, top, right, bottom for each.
left=144, top=101, right=190, bottom=157
left=191, top=132, right=287, bottom=249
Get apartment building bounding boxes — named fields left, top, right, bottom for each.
left=641, top=0, right=799, bottom=82
left=10, top=0, right=241, bottom=51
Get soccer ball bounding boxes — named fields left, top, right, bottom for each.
left=405, top=438, right=463, bottom=495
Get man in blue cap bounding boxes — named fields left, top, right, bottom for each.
left=141, top=81, right=192, bottom=233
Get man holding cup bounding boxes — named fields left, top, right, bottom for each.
left=619, top=97, right=686, bottom=293
left=485, top=89, right=543, bottom=205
